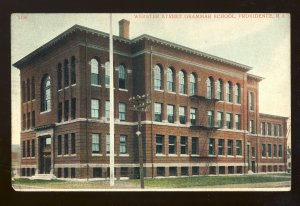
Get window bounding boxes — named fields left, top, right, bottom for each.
left=262, top=144, right=266, bottom=157
left=32, top=111, right=35, bottom=128
left=27, top=78, right=30, bottom=101
left=31, top=139, right=35, bottom=157
left=268, top=144, right=271, bottom=157
left=207, top=110, right=214, bottom=127
left=228, top=166, right=234, bottom=174
left=252, top=147, right=255, bottom=157
left=154, top=65, right=163, bottom=90
left=22, top=114, right=26, bottom=130
left=46, top=137, right=51, bottom=145
left=157, top=167, right=165, bottom=176
left=209, top=166, right=216, bottom=175
left=121, top=167, right=128, bottom=177
left=27, top=112, right=30, bottom=129
left=31, top=168, right=35, bottom=176
left=227, top=140, right=233, bottom=156
left=57, top=135, right=62, bottom=155
left=192, top=137, right=198, bottom=155
left=226, top=113, right=232, bottom=129
left=179, top=70, right=186, bottom=94
left=71, top=56, right=76, bottom=85
left=64, top=168, right=68, bottom=178
left=64, top=59, right=69, bottom=87
left=249, top=92, right=254, bottom=110
left=216, top=79, right=223, bottom=100
left=219, top=166, right=225, bottom=174
left=91, top=58, right=99, bottom=85
left=156, top=135, right=164, bottom=154
left=261, top=122, right=266, bottom=135
left=218, top=139, right=224, bottom=155
left=93, top=168, right=102, bottom=178
left=167, top=68, right=174, bottom=92
left=41, top=75, right=51, bottom=112
left=207, top=77, right=213, bottom=99
left=22, top=81, right=26, bottom=102
left=91, top=99, right=99, bottom=119
left=249, top=120, right=255, bottom=134
left=71, top=168, right=76, bottom=178
left=273, top=144, right=277, bottom=157
left=118, top=65, right=126, bottom=89
left=278, top=125, right=282, bottom=136
left=168, top=136, right=176, bottom=154
left=27, top=140, right=30, bottom=157
left=180, top=136, right=188, bottom=154
left=226, top=82, right=232, bottom=102
left=105, top=61, right=110, bottom=87
left=120, top=135, right=127, bottom=154
left=192, top=167, right=199, bottom=175
left=271, top=124, right=275, bottom=136
left=235, top=84, right=241, bottom=104
left=92, top=134, right=100, bottom=154
left=71, top=133, right=76, bottom=154
left=64, top=134, right=68, bottom=155
left=279, top=145, right=283, bottom=157
left=209, top=138, right=215, bottom=155
left=167, top=105, right=174, bottom=123
left=169, top=167, right=177, bottom=176
left=237, top=166, right=243, bottom=174
left=235, top=114, right=241, bottom=130
left=105, top=101, right=110, bottom=120
left=31, top=77, right=35, bottom=99
left=236, top=140, right=242, bottom=156
left=119, top=103, right=126, bottom=121
left=190, top=73, right=196, bottom=95
left=267, top=123, right=271, bottom=135
left=57, top=63, right=62, bottom=90
left=71, top=98, right=76, bottom=119
left=22, top=141, right=26, bottom=157
left=154, top=103, right=162, bottom=122
left=64, top=100, right=69, bottom=121
left=57, top=102, right=62, bottom=122
left=190, top=108, right=196, bottom=126
left=181, top=167, right=188, bottom=176
left=179, top=106, right=186, bottom=124
left=217, top=112, right=223, bottom=128
left=106, top=134, right=110, bottom=154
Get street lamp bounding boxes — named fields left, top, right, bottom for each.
left=129, top=94, right=151, bottom=189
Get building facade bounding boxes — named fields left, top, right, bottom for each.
left=14, top=20, right=288, bottom=179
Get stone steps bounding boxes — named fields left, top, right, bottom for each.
left=31, top=174, right=57, bottom=180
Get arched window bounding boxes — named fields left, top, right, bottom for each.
left=235, top=83, right=241, bottom=104
left=118, top=64, right=126, bottom=89
left=57, top=63, right=62, bottom=89
left=226, top=81, right=232, bottom=102
left=179, top=70, right=186, bottom=94
left=154, top=65, right=163, bottom=90
left=206, top=77, right=214, bottom=99
left=41, top=75, right=51, bottom=112
left=91, top=58, right=99, bottom=85
left=105, top=61, right=110, bottom=87
left=216, top=79, right=223, bottom=100
left=190, top=73, right=196, bottom=95
left=167, top=68, right=174, bottom=92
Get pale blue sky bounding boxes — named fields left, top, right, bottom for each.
left=11, top=13, right=291, bottom=145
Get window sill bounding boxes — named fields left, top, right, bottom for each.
left=167, top=91, right=176, bottom=94
left=65, top=86, right=70, bottom=89
left=119, top=154, right=129, bottom=157
left=58, top=89, right=63, bottom=92
left=179, top=154, right=189, bottom=157
left=57, top=155, right=63, bottom=157
left=92, top=153, right=102, bottom=156
left=208, top=154, right=216, bottom=157
left=227, top=155, right=234, bottom=158
left=70, top=154, right=77, bottom=157
left=218, top=155, right=225, bottom=157
left=179, top=93, right=188, bottom=96
left=236, top=155, right=243, bottom=158
left=106, top=154, right=117, bottom=156
left=71, top=84, right=76, bottom=87
left=168, top=154, right=177, bottom=157
left=156, top=154, right=166, bottom=157
left=191, top=154, right=200, bottom=157
left=32, top=99, right=36, bottom=101
left=155, top=89, right=164, bottom=92
left=91, top=84, right=101, bottom=88
left=40, top=110, right=51, bottom=115
left=119, top=88, right=128, bottom=92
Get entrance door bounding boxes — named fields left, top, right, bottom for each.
left=251, top=161, right=256, bottom=173
left=39, top=136, right=52, bottom=174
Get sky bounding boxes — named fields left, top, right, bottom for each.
left=11, top=13, right=291, bottom=145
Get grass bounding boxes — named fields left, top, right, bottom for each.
left=12, top=173, right=291, bottom=189
left=127, top=174, right=291, bottom=188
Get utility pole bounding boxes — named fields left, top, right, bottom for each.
left=129, top=94, right=151, bottom=189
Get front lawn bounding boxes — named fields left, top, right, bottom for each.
left=127, top=174, right=291, bottom=188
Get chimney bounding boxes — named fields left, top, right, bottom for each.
left=119, top=19, right=130, bottom=39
